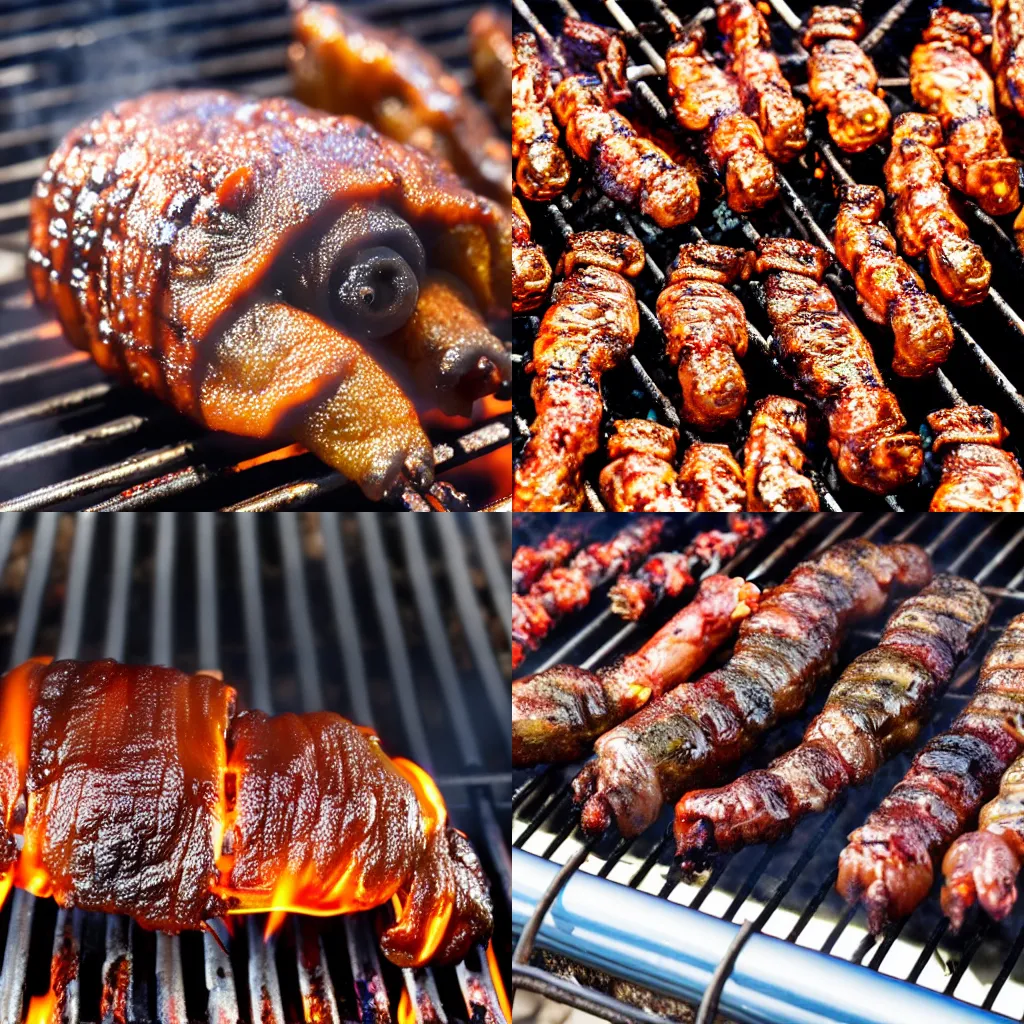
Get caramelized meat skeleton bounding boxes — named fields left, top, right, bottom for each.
left=469, top=8, right=513, bottom=133
left=744, top=395, right=820, bottom=510
left=514, top=231, right=644, bottom=511
left=27, top=92, right=511, bottom=500
left=0, top=659, right=491, bottom=967
left=756, top=237, right=923, bottom=493
left=512, top=196, right=552, bottom=313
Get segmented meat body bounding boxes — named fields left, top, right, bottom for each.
left=744, top=395, right=819, bottom=511
left=512, top=196, right=552, bottom=313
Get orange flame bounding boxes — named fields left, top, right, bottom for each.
left=397, top=989, right=417, bottom=1024
left=391, top=759, right=448, bottom=835
left=24, top=990, right=57, bottom=1024
left=262, top=863, right=317, bottom=942
left=486, top=941, right=511, bottom=1024
left=0, top=869, right=11, bottom=915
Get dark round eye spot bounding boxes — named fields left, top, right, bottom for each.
left=330, top=245, right=420, bottom=339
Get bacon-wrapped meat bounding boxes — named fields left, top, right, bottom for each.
left=756, top=237, right=923, bottom=493
left=599, top=420, right=694, bottom=512
left=513, top=575, right=760, bottom=767
left=833, top=613, right=1024, bottom=932
left=884, top=112, right=991, bottom=306
left=0, top=658, right=491, bottom=967
left=717, top=1, right=807, bottom=162
left=291, top=4, right=511, bottom=205
left=514, top=231, right=644, bottom=511
left=666, top=29, right=778, bottom=212
left=469, top=9, right=513, bottom=133
left=513, top=32, right=572, bottom=202
left=513, top=529, right=584, bottom=595
left=910, top=8, right=1020, bottom=218
left=744, top=396, right=819, bottom=511
left=928, top=405, right=1024, bottom=511
left=656, top=243, right=755, bottom=433
left=573, top=540, right=932, bottom=838
left=27, top=92, right=510, bottom=501
left=512, top=196, right=552, bottom=313
left=675, top=575, right=989, bottom=871
left=802, top=6, right=890, bottom=153
left=512, top=518, right=669, bottom=669
left=833, top=184, right=954, bottom=377
left=992, top=0, right=1024, bottom=119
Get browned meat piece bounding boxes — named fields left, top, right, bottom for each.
left=513, top=529, right=584, bottom=595
left=514, top=232, right=644, bottom=511
left=470, top=9, right=513, bottom=133
left=834, top=184, right=954, bottom=377
left=744, top=396, right=819, bottom=510
left=756, top=237, right=923, bottom=493
left=512, top=575, right=760, bottom=766
left=803, top=6, right=891, bottom=152
left=834, top=614, right=1024, bottom=932
left=559, top=17, right=630, bottom=106
left=573, top=540, right=932, bottom=837
left=675, top=575, right=989, bottom=871
left=599, top=420, right=695, bottom=511
left=512, top=196, right=552, bottom=313
left=993, top=0, right=1024, bottom=118
left=656, top=243, right=755, bottom=433
left=678, top=443, right=746, bottom=510
left=928, top=405, right=1024, bottom=511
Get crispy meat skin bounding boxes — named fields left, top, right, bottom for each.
left=513, top=33, right=572, bottom=201
left=757, top=238, right=922, bottom=493
left=512, top=196, right=552, bottom=313
left=513, top=530, right=583, bottom=595
left=678, top=443, right=746, bottom=511
left=514, top=232, right=643, bottom=511
left=665, top=31, right=778, bottom=213
left=675, top=575, right=989, bottom=871
left=928, top=406, right=1024, bottom=511
left=657, top=244, right=754, bottom=433
left=993, top=0, right=1024, bottom=119
left=884, top=112, right=991, bottom=306
left=0, top=659, right=491, bottom=966
left=744, top=395, right=819, bottom=510
left=599, top=420, right=694, bottom=511
left=835, top=614, right=1024, bottom=932
left=291, top=4, right=511, bottom=204
left=803, top=7, right=890, bottom=153
left=717, top=1, right=807, bottom=162
left=469, top=9, right=513, bottom=133
left=511, top=518, right=669, bottom=669
left=512, top=576, right=760, bottom=767
left=911, top=8, right=1020, bottom=218
left=573, top=540, right=932, bottom=838
left=833, top=184, right=953, bottom=377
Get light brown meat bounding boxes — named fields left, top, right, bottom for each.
left=470, top=9, right=513, bottom=133
left=512, top=196, right=552, bottom=313
left=599, top=420, right=694, bottom=511
left=993, top=0, right=1024, bottom=119
left=744, top=396, right=819, bottom=510
left=678, top=443, right=746, bottom=510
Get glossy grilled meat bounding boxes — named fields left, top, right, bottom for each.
left=599, top=420, right=694, bottom=511
left=835, top=613, right=1024, bottom=932
left=678, top=443, right=746, bottom=511
left=666, top=29, right=778, bottom=213
left=911, top=8, right=1021, bottom=218
left=656, top=243, right=754, bottom=433
left=513, top=33, right=572, bottom=202
left=675, top=575, right=989, bottom=871
left=514, top=232, right=644, bottom=511
left=573, top=540, right=932, bottom=838
left=291, top=4, right=511, bottom=205
left=511, top=518, right=669, bottom=669
left=469, top=9, right=513, bottom=133
left=928, top=405, right=1024, bottom=511
left=717, top=0, right=807, bottom=162
left=27, top=92, right=511, bottom=501
left=744, top=396, right=819, bottom=511
left=512, top=575, right=760, bottom=767
left=512, top=196, right=552, bottom=313
left=992, top=0, right=1024, bottom=118
left=559, top=17, right=630, bottom=106
left=756, top=238, right=923, bottom=493
left=513, top=529, right=584, bottom=595
left=802, top=6, right=890, bottom=153
left=0, top=659, right=491, bottom=967
left=833, top=184, right=954, bottom=377
left=884, top=112, right=991, bottom=306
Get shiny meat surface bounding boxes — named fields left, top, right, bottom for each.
left=598, top=420, right=694, bottom=511
left=992, top=0, right=1024, bottom=119
left=512, top=196, right=552, bottom=313
left=513, top=529, right=584, bottom=595
left=744, top=395, right=820, bottom=511
left=469, top=8, right=513, bottom=133
left=678, top=443, right=746, bottom=511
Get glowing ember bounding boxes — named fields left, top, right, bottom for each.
left=486, top=941, right=511, bottom=1024
left=24, top=990, right=57, bottom=1024
left=397, top=988, right=417, bottom=1024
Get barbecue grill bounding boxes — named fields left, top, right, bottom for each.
left=511, top=0, right=1024, bottom=512
left=0, top=511, right=512, bottom=1024
left=511, top=512, right=1024, bottom=1024
left=0, top=0, right=512, bottom=511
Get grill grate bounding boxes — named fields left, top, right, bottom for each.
left=512, top=513, right=1024, bottom=1023
left=0, top=511, right=512, bottom=1024
left=0, top=0, right=511, bottom=511
left=511, top=0, right=1024, bottom=512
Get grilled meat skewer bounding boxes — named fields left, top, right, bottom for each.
left=469, top=9, right=513, bottom=134
left=513, top=575, right=760, bottom=767
left=835, top=614, right=1024, bottom=932
left=513, top=529, right=584, bottom=596
left=928, top=405, right=1024, bottom=511
left=756, top=238, right=923, bottom=493
left=512, top=518, right=670, bottom=670
left=678, top=443, right=746, bottom=510
left=675, top=575, right=990, bottom=871
left=744, top=396, right=820, bottom=511
left=802, top=6, right=891, bottom=153
left=992, top=0, right=1024, bottom=120
left=599, top=420, right=696, bottom=512
left=0, top=658, right=491, bottom=967
left=512, top=196, right=552, bottom=313
left=573, top=540, right=932, bottom=838
left=514, top=231, right=644, bottom=511
left=833, top=184, right=954, bottom=377
left=666, top=29, right=778, bottom=213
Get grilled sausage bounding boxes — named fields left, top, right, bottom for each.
left=744, top=395, right=820, bottom=511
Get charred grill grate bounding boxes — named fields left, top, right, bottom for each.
left=0, top=511, right=512, bottom=1024
left=0, top=0, right=511, bottom=511
left=511, top=0, right=1024, bottom=512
